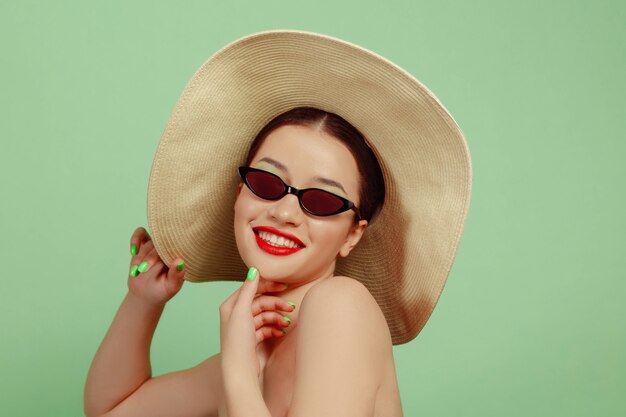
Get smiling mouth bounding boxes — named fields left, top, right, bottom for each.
left=252, top=226, right=305, bottom=256
left=254, top=229, right=304, bottom=248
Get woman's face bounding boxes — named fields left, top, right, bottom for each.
left=234, top=124, right=368, bottom=284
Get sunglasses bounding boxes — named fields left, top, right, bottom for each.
left=238, top=166, right=361, bottom=219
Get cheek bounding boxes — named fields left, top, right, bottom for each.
left=233, top=192, right=244, bottom=214
left=234, top=191, right=255, bottom=218
left=233, top=194, right=255, bottom=260
left=233, top=194, right=252, bottom=235
left=309, top=219, right=351, bottom=251
left=233, top=191, right=268, bottom=232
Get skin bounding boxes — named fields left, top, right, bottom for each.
left=227, top=125, right=400, bottom=417
left=234, top=124, right=368, bottom=319
left=84, top=124, right=401, bottom=417
left=225, top=124, right=370, bottom=381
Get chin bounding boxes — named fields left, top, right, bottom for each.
left=235, top=225, right=335, bottom=282
left=236, top=229, right=297, bottom=280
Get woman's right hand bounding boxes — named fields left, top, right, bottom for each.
left=127, top=226, right=185, bottom=307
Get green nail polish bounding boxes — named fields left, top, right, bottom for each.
left=247, top=267, right=257, bottom=281
left=138, top=261, right=149, bottom=273
left=177, top=261, right=185, bottom=271
left=280, top=328, right=287, bottom=334
left=282, top=316, right=291, bottom=324
left=287, top=301, right=296, bottom=310
left=130, top=265, right=139, bottom=277
left=130, top=244, right=137, bottom=256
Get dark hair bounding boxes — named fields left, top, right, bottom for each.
left=244, top=107, right=385, bottom=223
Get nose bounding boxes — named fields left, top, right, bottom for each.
left=268, top=193, right=304, bottom=226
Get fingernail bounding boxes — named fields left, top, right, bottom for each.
left=282, top=316, right=291, bottom=325
left=130, top=244, right=137, bottom=256
left=138, top=261, right=149, bottom=273
left=287, top=301, right=296, bottom=310
left=130, top=265, right=139, bottom=277
left=247, top=267, right=257, bottom=281
left=177, top=261, right=185, bottom=271
left=280, top=328, right=287, bottom=334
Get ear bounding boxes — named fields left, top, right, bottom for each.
left=338, top=219, right=368, bottom=258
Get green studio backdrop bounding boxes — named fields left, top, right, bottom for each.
left=1, top=1, right=625, bottom=416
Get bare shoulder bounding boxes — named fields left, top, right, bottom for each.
left=307, top=276, right=388, bottom=318
left=287, top=276, right=393, bottom=416
left=302, top=275, right=392, bottom=354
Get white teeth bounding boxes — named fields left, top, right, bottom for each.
left=257, top=231, right=300, bottom=248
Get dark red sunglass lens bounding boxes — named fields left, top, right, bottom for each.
left=246, top=171, right=285, bottom=199
left=301, top=189, right=345, bottom=215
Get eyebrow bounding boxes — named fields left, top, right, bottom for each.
left=257, top=157, right=348, bottom=194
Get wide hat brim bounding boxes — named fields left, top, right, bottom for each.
left=147, top=30, right=472, bottom=345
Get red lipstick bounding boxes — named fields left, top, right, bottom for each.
left=253, top=226, right=305, bottom=256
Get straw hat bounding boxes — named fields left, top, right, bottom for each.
left=147, top=30, right=472, bottom=345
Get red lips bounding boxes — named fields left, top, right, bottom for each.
left=253, top=226, right=305, bottom=256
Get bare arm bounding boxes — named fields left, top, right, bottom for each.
left=84, top=227, right=294, bottom=416
left=84, top=291, right=164, bottom=416
left=83, top=227, right=187, bottom=416
left=98, top=351, right=224, bottom=417
left=84, top=289, right=224, bottom=417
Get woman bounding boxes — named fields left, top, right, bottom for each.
left=84, top=31, right=471, bottom=417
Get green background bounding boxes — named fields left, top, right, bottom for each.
left=1, top=1, right=624, bottom=415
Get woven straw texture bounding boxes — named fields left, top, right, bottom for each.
left=147, top=30, right=472, bottom=345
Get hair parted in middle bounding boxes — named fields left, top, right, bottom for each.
left=244, top=107, right=385, bottom=223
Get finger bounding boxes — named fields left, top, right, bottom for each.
left=251, top=295, right=296, bottom=315
left=132, top=239, right=154, bottom=262
left=132, top=245, right=159, bottom=277
left=130, top=258, right=165, bottom=280
left=255, top=326, right=286, bottom=344
left=220, top=268, right=277, bottom=315
left=163, top=257, right=186, bottom=296
left=130, top=226, right=147, bottom=245
left=130, top=227, right=152, bottom=257
left=236, top=267, right=260, bottom=310
left=129, top=243, right=154, bottom=278
left=220, top=275, right=251, bottom=318
left=253, top=311, right=292, bottom=331
left=220, top=283, right=243, bottom=313
left=139, top=238, right=155, bottom=253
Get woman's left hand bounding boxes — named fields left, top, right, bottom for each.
left=219, top=267, right=291, bottom=383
